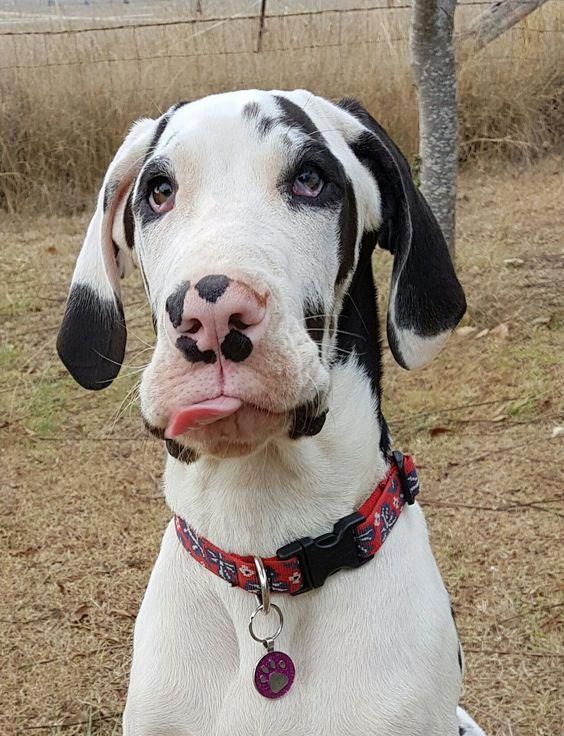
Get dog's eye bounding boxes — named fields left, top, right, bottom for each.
left=148, top=176, right=175, bottom=213
left=292, top=167, right=324, bottom=198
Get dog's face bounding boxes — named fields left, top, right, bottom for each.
left=57, top=90, right=465, bottom=459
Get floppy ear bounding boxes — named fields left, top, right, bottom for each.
left=57, top=117, right=157, bottom=390
left=340, top=99, right=466, bottom=370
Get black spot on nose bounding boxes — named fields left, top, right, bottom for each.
left=221, top=329, right=253, bottom=362
left=195, top=274, right=231, bottom=303
left=166, top=281, right=190, bottom=328
left=176, top=335, right=216, bottom=364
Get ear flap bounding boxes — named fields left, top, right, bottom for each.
left=57, top=118, right=157, bottom=390
left=340, top=99, right=466, bottom=370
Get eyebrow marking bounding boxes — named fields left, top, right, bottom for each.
left=274, top=95, right=325, bottom=142
left=243, top=100, right=277, bottom=138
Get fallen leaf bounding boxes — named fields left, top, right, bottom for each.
left=456, top=326, right=477, bottom=337
left=492, top=415, right=506, bottom=423
left=46, top=245, right=58, bottom=254
left=503, top=257, right=524, bottom=267
left=429, top=426, right=451, bottom=437
left=551, top=426, right=564, bottom=439
left=475, top=328, right=489, bottom=338
left=110, top=608, right=136, bottom=620
left=11, top=546, right=39, bottom=558
left=491, top=323, right=509, bottom=339
left=71, top=604, right=90, bottom=623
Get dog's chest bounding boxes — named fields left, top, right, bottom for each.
left=125, top=515, right=460, bottom=735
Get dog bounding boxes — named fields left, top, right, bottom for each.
left=57, top=89, right=486, bottom=736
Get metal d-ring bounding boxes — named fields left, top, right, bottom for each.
left=254, top=556, right=271, bottom=615
left=248, top=602, right=284, bottom=646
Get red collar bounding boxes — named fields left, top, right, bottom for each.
left=175, top=451, right=419, bottom=596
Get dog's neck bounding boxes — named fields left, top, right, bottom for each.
left=164, top=361, right=388, bottom=557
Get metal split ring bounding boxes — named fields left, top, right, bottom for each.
left=254, top=556, right=271, bottom=615
left=248, top=602, right=284, bottom=645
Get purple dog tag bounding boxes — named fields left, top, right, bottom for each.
left=254, top=650, right=295, bottom=699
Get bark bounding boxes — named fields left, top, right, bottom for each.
left=459, top=0, right=550, bottom=52
left=410, top=0, right=458, bottom=255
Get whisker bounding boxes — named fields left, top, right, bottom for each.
left=307, top=326, right=365, bottom=341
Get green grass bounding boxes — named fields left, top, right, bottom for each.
left=27, top=379, right=66, bottom=437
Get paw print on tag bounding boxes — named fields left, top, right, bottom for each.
left=254, top=651, right=295, bottom=699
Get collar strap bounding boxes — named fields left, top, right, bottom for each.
left=175, top=451, right=419, bottom=596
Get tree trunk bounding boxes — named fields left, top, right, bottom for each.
left=410, top=0, right=458, bottom=256
left=459, top=0, right=550, bottom=52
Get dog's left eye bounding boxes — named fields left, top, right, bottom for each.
left=292, top=167, right=324, bottom=198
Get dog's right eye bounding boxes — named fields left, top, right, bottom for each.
left=148, top=176, right=175, bottom=213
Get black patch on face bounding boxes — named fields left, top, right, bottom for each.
left=166, top=281, right=190, bottom=328
left=143, top=417, right=165, bottom=440
left=165, top=438, right=198, bottom=464
left=336, top=177, right=358, bottom=284
left=134, top=157, right=176, bottom=227
left=194, top=274, right=230, bottom=303
left=257, top=116, right=276, bottom=136
left=289, top=402, right=328, bottom=440
left=145, top=113, right=172, bottom=163
left=176, top=335, right=216, bottom=364
left=274, top=95, right=323, bottom=140
left=243, top=101, right=276, bottom=137
left=123, top=189, right=135, bottom=249
left=273, top=100, right=345, bottom=215
left=304, top=301, right=325, bottom=354
left=221, top=330, right=253, bottom=362
left=242, top=101, right=261, bottom=119
left=56, top=283, right=127, bottom=391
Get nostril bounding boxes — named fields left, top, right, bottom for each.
left=229, top=314, right=250, bottom=331
left=183, top=318, right=202, bottom=335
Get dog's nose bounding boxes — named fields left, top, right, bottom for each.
left=166, top=275, right=268, bottom=363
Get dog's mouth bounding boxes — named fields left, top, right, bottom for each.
left=165, top=396, right=244, bottom=438
left=143, top=393, right=328, bottom=459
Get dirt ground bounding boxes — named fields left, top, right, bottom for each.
left=1, top=159, right=562, bottom=735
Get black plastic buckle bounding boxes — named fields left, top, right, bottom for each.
left=392, top=450, right=417, bottom=505
left=276, top=511, right=371, bottom=595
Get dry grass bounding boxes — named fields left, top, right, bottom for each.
left=0, top=1, right=563, bottom=214
left=1, top=152, right=563, bottom=734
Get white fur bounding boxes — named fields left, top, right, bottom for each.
left=124, top=363, right=463, bottom=735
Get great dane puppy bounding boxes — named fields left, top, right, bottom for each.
left=57, top=90, right=486, bottom=736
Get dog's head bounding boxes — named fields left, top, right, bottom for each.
left=57, top=90, right=465, bottom=459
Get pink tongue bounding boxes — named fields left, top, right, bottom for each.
left=165, top=397, right=243, bottom=438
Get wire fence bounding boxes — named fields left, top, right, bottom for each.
left=0, top=0, right=561, bottom=214
left=1, top=0, right=561, bottom=99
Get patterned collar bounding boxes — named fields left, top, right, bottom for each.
left=175, top=451, right=419, bottom=596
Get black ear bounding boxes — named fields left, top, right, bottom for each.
left=339, top=99, right=466, bottom=369
left=57, top=284, right=127, bottom=391
left=56, top=117, right=158, bottom=390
